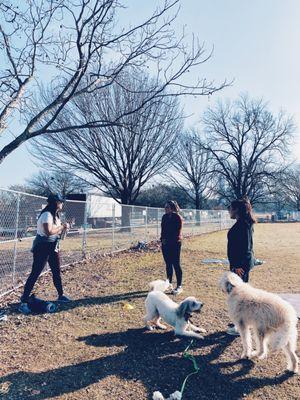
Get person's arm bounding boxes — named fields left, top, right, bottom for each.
left=173, top=213, right=183, bottom=240
left=43, top=222, right=64, bottom=236
left=41, top=213, right=67, bottom=236
left=160, top=215, right=165, bottom=243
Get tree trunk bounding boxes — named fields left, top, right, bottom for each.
left=195, top=192, right=201, bottom=226
left=120, top=193, right=132, bottom=232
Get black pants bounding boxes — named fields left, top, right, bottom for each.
left=21, top=242, right=63, bottom=302
left=162, top=241, right=182, bottom=287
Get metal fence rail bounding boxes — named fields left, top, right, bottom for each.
left=0, top=188, right=233, bottom=297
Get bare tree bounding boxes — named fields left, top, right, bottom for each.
left=170, top=130, right=213, bottom=211
left=0, top=0, right=228, bottom=164
left=203, top=95, right=295, bottom=204
left=136, top=183, right=193, bottom=208
left=26, top=170, right=90, bottom=197
left=278, top=164, right=300, bottom=211
left=32, top=71, right=183, bottom=227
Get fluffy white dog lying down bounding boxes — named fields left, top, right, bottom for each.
left=220, top=271, right=299, bottom=374
left=144, top=280, right=206, bottom=339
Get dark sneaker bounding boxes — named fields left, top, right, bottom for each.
left=57, top=295, right=71, bottom=303
left=19, top=302, right=31, bottom=314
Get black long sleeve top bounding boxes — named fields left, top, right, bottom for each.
left=160, top=212, right=183, bottom=243
left=227, top=219, right=254, bottom=271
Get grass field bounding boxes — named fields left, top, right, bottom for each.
left=0, top=223, right=299, bottom=399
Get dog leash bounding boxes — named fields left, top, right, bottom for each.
left=180, top=340, right=200, bottom=397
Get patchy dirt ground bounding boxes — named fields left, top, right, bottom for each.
left=0, top=223, right=299, bottom=400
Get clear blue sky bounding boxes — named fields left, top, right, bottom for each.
left=0, top=0, right=299, bottom=188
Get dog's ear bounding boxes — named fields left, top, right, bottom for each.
left=176, top=299, right=190, bottom=318
left=177, top=301, right=188, bottom=318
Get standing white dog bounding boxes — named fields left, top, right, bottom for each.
left=220, top=271, right=299, bottom=373
left=144, top=280, right=206, bottom=339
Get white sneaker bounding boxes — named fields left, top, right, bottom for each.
left=173, top=286, right=183, bottom=295
left=226, top=325, right=240, bottom=336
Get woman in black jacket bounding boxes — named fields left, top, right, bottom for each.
left=226, top=197, right=256, bottom=334
left=227, top=198, right=256, bottom=282
left=161, top=200, right=183, bottom=295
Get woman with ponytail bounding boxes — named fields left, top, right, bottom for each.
left=20, top=194, right=70, bottom=313
left=226, top=196, right=256, bottom=335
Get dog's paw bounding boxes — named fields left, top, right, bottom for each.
left=258, top=352, right=268, bottom=360
left=250, top=351, right=259, bottom=358
left=157, top=324, right=167, bottom=330
left=195, top=327, right=207, bottom=333
left=195, top=334, right=204, bottom=340
left=146, top=325, right=154, bottom=331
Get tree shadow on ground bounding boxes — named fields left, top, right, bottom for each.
left=0, top=329, right=295, bottom=400
left=7, top=290, right=148, bottom=315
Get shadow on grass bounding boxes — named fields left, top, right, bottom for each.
left=7, top=290, right=148, bottom=315
left=0, top=329, right=295, bottom=400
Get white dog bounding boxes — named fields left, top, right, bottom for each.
left=144, top=280, right=206, bottom=339
left=220, top=271, right=299, bottom=373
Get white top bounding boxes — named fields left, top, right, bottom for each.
left=37, top=211, right=61, bottom=239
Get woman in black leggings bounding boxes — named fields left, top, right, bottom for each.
left=20, top=194, right=70, bottom=313
left=160, top=200, right=183, bottom=295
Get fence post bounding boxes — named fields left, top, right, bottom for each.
left=156, top=208, right=159, bottom=239
left=145, top=206, right=148, bottom=242
left=12, top=193, right=20, bottom=288
left=191, top=210, right=194, bottom=237
left=82, top=196, right=88, bottom=259
left=131, top=205, right=134, bottom=243
left=112, top=203, right=115, bottom=251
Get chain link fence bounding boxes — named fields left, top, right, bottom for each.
left=0, top=188, right=233, bottom=297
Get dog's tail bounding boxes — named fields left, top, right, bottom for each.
left=149, top=279, right=170, bottom=292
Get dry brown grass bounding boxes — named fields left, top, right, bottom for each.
left=0, top=223, right=299, bottom=399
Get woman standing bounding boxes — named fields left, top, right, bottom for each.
left=226, top=197, right=256, bottom=335
left=160, top=200, right=183, bottom=295
left=20, top=194, right=70, bottom=312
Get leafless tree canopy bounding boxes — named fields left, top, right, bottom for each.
left=26, top=170, right=90, bottom=197
left=32, top=71, right=183, bottom=205
left=170, top=130, right=213, bottom=209
left=203, top=95, right=295, bottom=204
left=0, top=0, right=228, bottom=163
left=277, top=164, right=300, bottom=211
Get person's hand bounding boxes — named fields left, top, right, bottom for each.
left=63, top=222, right=70, bottom=230
left=235, top=268, right=244, bottom=278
